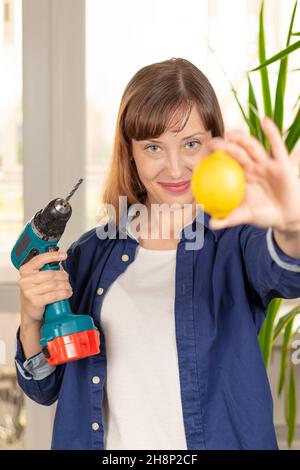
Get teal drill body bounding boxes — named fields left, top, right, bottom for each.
left=11, top=180, right=100, bottom=365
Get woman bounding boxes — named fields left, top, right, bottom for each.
left=15, top=58, right=300, bottom=450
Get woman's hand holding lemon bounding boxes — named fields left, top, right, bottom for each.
left=192, top=117, right=300, bottom=236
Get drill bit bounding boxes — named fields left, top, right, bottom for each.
left=65, top=178, right=84, bottom=202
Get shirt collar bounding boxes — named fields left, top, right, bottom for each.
left=121, top=204, right=220, bottom=243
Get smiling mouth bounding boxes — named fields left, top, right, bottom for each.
left=158, top=180, right=191, bottom=193
left=159, top=180, right=190, bottom=187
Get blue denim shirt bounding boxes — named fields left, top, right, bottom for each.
left=15, top=208, right=300, bottom=450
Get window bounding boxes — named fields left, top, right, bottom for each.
left=0, top=0, right=23, bottom=284
left=0, top=0, right=24, bottom=451
left=85, top=0, right=300, bottom=230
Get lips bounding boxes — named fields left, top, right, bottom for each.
left=158, top=180, right=191, bottom=193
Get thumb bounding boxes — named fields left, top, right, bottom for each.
left=208, top=205, right=250, bottom=230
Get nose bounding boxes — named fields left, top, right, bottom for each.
left=166, top=151, right=185, bottom=179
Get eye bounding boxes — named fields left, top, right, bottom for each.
left=145, top=144, right=161, bottom=153
left=185, top=140, right=201, bottom=149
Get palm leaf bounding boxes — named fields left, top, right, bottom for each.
left=274, top=1, right=298, bottom=131
left=273, top=305, right=300, bottom=340
left=248, top=75, right=265, bottom=143
left=283, top=99, right=299, bottom=136
left=286, top=364, right=297, bottom=447
left=232, top=90, right=254, bottom=131
left=285, top=105, right=300, bottom=152
left=259, top=298, right=282, bottom=368
left=257, top=0, right=272, bottom=120
left=278, top=317, right=295, bottom=396
left=293, top=94, right=300, bottom=110
left=250, top=40, right=300, bottom=71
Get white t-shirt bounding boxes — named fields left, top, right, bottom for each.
left=100, top=244, right=188, bottom=450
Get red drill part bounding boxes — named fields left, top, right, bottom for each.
left=46, top=329, right=100, bottom=366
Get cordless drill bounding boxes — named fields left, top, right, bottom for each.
left=11, top=179, right=100, bottom=366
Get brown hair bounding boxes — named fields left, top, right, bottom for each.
left=99, top=57, right=224, bottom=225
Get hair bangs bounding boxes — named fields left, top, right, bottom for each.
left=124, top=96, right=194, bottom=142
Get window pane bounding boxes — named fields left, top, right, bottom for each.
left=0, top=0, right=23, bottom=283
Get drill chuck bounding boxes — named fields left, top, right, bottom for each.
left=32, top=198, right=72, bottom=241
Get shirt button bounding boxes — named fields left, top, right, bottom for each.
left=121, top=254, right=129, bottom=262
left=92, top=422, right=100, bottom=431
left=92, top=376, right=100, bottom=384
left=97, top=287, right=104, bottom=295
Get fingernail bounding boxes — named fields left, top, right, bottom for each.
left=59, top=253, right=67, bottom=259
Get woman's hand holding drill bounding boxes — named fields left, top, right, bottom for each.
left=19, top=251, right=73, bottom=359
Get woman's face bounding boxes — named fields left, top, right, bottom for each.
left=131, top=105, right=212, bottom=208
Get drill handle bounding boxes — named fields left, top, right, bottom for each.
left=11, top=220, right=61, bottom=270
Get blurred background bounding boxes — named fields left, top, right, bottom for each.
left=0, top=0, right=299, bottom=450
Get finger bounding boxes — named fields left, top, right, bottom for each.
left=205, top=139, right=266, bottom=186
left=39, top=289, right=73, bottom=306
left=31, top=280, right=72, bottom=296
left=225, top=129, right=270, bottom=163
left=261, top=116, right=289, bottom=161
left=209, top=138, right=256, bottom=173
left=20, top=251, right=67, bottom=274
left=208, top=202, right=253, bottom=229
left=20, top=269, right=69, bottom=286
left=210, top=139, right=270, bottom=184
left=199, top=138, right=223, bottom=158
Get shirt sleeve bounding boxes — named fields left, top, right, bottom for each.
left=239, top=225, right=300, bottom=309
left=14, top=325, right=66, bottom=406
left=14, top=325, right=56, bottom=381
left=266, top=227, right=300, bottom=273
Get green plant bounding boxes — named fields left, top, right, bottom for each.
left=207, top=0, right=300, bottom=448
left=249, top=0, right=300, bottom=448
left=248, top=0, right=300, bottom=447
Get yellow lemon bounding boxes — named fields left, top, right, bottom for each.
left=191, top=150, right=246, bottom=218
